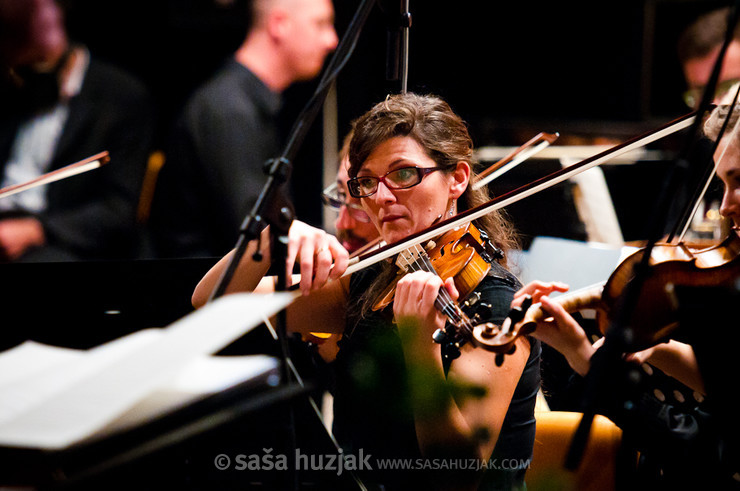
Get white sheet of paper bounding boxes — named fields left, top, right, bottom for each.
left=0, top=330, right=162, bottom=426
left=95, top=353, right=278, bottom=437
left=0, top=292, right=296, bottom=449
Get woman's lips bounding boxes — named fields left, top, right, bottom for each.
left=380, top=214, right=403, bottom=223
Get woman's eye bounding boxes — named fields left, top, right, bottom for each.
left=357, top=177, right=376, bottom=190
left=392, top=168, right=416, bottom=182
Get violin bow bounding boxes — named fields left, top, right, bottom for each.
left=0, top=151, right=110, bottom=200
left=345, top=111, right=697, bottom=277
left=472, top=132, right=559, bottom=191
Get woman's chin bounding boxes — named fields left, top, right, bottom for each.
left=381, top=224, right=413, bottom=244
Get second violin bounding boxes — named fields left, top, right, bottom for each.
left=475, top=229, right=740, bottom=355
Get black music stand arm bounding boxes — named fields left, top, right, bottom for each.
left=565, top=1, right=740, bottom=471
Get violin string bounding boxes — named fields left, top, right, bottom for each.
left=416, top=247, right=475, bottom=334
left=403, top=244, right=474, bottom=336
left=414, top=246, right=461, bottom=321
left=397, top=244, right=477, bottom=341
left=401, top=245, right=458, bottom=322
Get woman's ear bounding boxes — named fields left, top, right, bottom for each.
left=449, top=161, right=471, bottom=199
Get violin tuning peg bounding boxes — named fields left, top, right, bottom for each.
left=432, top=328, right=447, bottom=344
left=506, top=296, right=532, bottom=324
left=521, top=295, right=533, bottom=310
left=506, top=306, right=524, bottom=324
left=475, top=302, right=492, bottom=318
left=463, top=291, right=481, bottom=308
left=507, top=345, right=516, bottom=355
left=495, top=353, right=505, bottom=367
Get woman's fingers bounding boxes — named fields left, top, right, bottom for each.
left=285, top=221, right=349, bottom=295
left=512, top=280, right=569, bottom=308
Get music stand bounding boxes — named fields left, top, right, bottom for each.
left=0, top=293, right=322, bottom=489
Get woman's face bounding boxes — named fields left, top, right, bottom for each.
left=357, top=136, right=469, bottom=245
left=716, top=135, right=740, bottom=228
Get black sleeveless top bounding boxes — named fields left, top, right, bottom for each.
left=331, top=261, right=541, bottom=490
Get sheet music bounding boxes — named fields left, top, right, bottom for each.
left=0, top=292, right=295, bottom=449
left=0, top=329, right=161, bottom=426
left=95, top=353, right=278, bottom=438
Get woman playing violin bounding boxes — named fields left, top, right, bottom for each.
left=502, top=102, right=740, bottom=489
left=193, top=93, right=541, bottom=490
left=518, top=101, right=740, bottom=391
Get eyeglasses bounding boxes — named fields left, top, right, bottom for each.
left=683, top=78, right=740, bottom=108
left=321, top=182, right=372, bottom=223
left=347, top=166, right=443, bottom=198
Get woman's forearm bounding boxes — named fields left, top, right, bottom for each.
left=192, top=226, right=272, bottom=307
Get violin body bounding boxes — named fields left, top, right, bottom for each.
left=601, top=230, right=740, bottom=349
left=477, top=230, right=740, bottom=355
left=372, top=222, right=493, bottom=311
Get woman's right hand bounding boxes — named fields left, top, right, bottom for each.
left=286, top=220, right=349, bottom=295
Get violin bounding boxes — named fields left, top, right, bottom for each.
left=370, top=222, right=507, bottom=360
left=476, top=228, right=740, bottom=354
left=372, top=222, right=499, bottom=310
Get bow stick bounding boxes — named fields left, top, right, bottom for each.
left=472, top=132, right=559, bottom=191
left=0, top=151, right=110, bottom=200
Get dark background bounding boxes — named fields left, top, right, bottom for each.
left=59, top=0, right=730, bottom=238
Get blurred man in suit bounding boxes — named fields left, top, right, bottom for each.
left=0, top=0, right=155, bottom=262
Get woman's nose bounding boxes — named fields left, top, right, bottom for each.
left=373, top=180, right=396, bottom=203
left=335, top=204, right=356, bottom=231
left=719, top=186, right=740, bottom=224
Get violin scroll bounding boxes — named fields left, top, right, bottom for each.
left=470, top=283, right=606, bottom=357
left=472, top=295, right=536, bottom=356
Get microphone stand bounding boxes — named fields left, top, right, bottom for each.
left=564, top=0, right=740, bottom=472
left=383, top=0, right=412, bottom=93
left=206, top=1, right=377, bottom=488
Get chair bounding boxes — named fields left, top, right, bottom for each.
left=527, top=411, right=624, bottom=490
left=136, top=150, right=165, bottom=224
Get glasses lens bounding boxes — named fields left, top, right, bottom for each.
left=348, top=177, right=377, bottom=198
left=683, top=89, right=698, bottom=108
left=324, top=182, right=372, bottom=222
left=321, top=184, right=343, bottom=209
left=386, top=167, right=422, bottom=188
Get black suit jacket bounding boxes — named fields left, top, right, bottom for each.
left=0, top=57, right=156, bottom=261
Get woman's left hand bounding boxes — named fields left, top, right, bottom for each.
left=393, top=271, right=457, bottom=338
